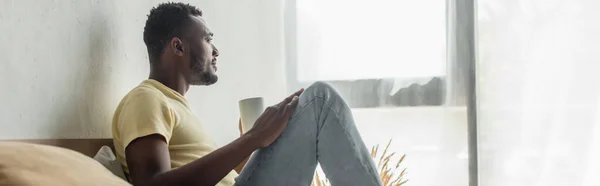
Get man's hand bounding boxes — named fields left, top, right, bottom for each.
left=238, top=118, right=244, bottom=137
left=234, top=88, right=302, bottom=173
left=245, top=89, right=304, bottom=148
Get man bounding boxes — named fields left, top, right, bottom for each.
left=112, top=2, right=382, bottom=186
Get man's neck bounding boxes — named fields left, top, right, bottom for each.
left=149, top=66, right=189, bottom=96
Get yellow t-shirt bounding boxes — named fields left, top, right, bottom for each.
left=112, top=79, right=237, bottom=186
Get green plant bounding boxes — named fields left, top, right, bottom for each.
left=311, top=139, right=408, bottom=186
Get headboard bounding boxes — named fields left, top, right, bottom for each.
left=4, top=139, right=114, bottom=157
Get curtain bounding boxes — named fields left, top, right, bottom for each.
left=288, top=0, right=450, bottom=108
left=477, top=0, right=600, bottom=185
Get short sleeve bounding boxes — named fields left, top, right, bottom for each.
left=116, top=88, right=176, bottom=149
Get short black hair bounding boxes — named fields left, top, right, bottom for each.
left=143, top=2, right=202, bottom=63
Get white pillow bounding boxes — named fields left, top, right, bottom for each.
left=93, top=146, right=126, bottom=180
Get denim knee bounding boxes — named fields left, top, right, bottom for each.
left=303, top=81, right=341, bottom=100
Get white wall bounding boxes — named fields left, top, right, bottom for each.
left=0, top=0, right=287, bottom=145
left=187, top=0, right=288, bottom=145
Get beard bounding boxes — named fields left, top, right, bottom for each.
left=189, top=52, right=218, bottom=86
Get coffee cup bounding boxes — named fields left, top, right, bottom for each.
left=238, top=97, right=265, bottom=134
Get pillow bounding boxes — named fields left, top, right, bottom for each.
left=93, top=145, right=127, bottom=180
left=0, top=142, right=131, bottom=186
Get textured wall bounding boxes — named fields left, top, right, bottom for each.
left=0, top=0, right=287, bottom=144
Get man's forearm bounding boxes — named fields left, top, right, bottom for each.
left=147, top=134, right=259, bottom=186
left=234, top=155, right=250, bottom=173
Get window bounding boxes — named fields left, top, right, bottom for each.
left=295, top=0, right=446, bottom=82
left=286, top=0, right=463, bottom=108
left=285, top=0, right=469, bottom=185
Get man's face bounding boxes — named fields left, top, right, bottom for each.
left=182, top=16, right=219, bottom=85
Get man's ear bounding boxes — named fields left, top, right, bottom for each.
left=170, top=37, right=185, bottom=56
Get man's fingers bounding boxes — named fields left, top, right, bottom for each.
left=282, top=96, right=299, bottom=118
left=262, top=106, right=278, bottom=117
left=277, top=89, right=304, bottom=107
left=277, top=97, right=293, bottom=108
left=292, top=88, right=304, bottom=97
left=291, top=95, right=300, bottom=106
left=238, top=118, right=243, bottom=134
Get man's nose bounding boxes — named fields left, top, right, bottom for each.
left=212, top=44, right=219, bottom=57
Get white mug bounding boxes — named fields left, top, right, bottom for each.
left=238, top=97, right=265, bottom=134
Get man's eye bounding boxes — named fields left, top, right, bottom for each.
left=206, top=37, right=213, bottom=42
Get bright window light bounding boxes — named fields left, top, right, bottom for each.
left=295, top=0, right=446, bottom=81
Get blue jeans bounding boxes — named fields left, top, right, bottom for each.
left=235, top=82, right=383, bottom=186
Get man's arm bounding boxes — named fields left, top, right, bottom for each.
left=126, top=133, right=258, bottom=186
left=234, top=119, right=250, bottom=173
left=234, top=156, right=250, bottom=174
left=126, top=89, right=303, bottom=186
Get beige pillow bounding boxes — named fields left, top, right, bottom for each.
left=0, top=142, right=131, bottom=186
